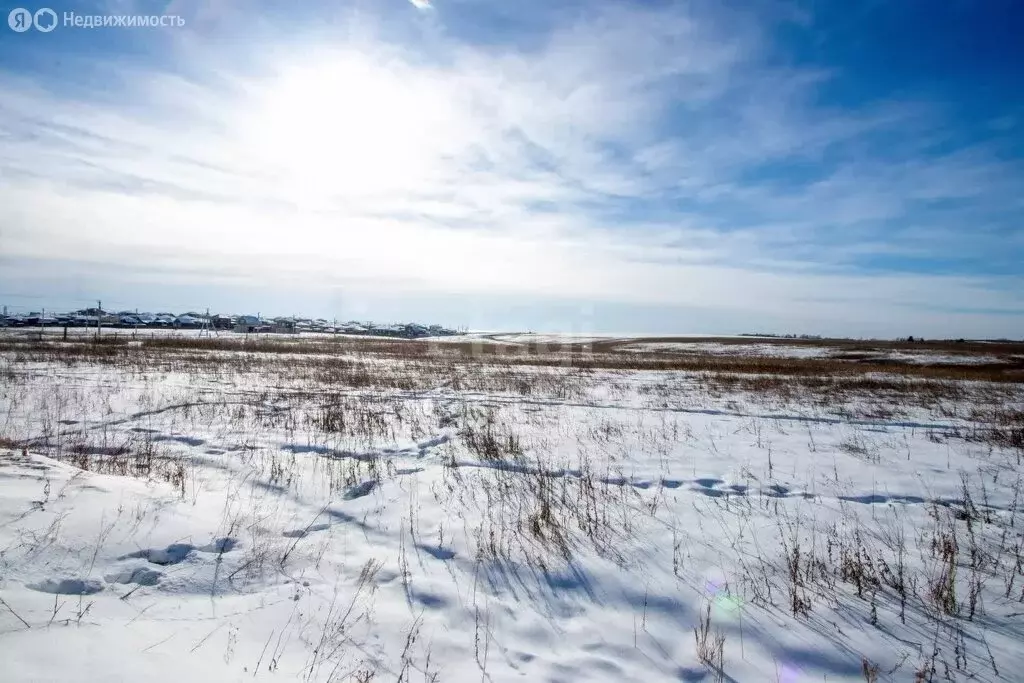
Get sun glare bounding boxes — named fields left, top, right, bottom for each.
left=243, top=55, right=457, bottom=203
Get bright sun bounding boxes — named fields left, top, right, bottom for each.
left=243, top=54, right=460, bottom=202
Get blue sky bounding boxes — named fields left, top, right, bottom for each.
left=1, top=0, right=1022, bottom=337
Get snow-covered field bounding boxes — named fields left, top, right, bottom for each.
left=1, top=335, right=1022, bottom=682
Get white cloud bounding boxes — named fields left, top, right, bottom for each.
left=0, top=3, right=1020, bottom=336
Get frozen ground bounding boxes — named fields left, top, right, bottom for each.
left=619, top=341, right=836, bottom=359
left=0, top=337, right=1022, bottom=682
left=617, top=342, right=1010, bottom=365
left=488, top=333, right=625, bottom=345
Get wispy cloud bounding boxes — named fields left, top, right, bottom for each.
left=0, top=1, right=1020, bottom=335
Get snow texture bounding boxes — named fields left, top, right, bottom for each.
left=0, top=347, right=1022, bottom=682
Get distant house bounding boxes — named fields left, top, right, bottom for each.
left=378, top=324, right=410, bottom=338
left=405, top=324, right=429, bottom=338
left=235, top=315, right=267, bottom=333
left=272, top=317, right=296, bottom=334
left=23, top=313, right=59, bottom=326
left=211, top=315, right=234, bottom=330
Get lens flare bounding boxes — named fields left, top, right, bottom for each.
left=778, top=662, right=803, bottom=682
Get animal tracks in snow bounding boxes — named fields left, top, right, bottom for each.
left=281, top=523, right=331, bottom=538
left=343, top=479, right=378, bottom=500
left=25, top=537, right=238, bottom=599
left=119, top=537, right=238, bottom=565
left=105, top=566, right=163, bottom=586
left=451, top=458, right=992, bottom=512
left=28, top=578, right=104, bottom=595
left=282, top=434, right=452, bottom=462
left=689, top=479, right=817, bottom=501
left=417, top=544, right=456, bottom=560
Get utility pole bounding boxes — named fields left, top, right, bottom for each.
left=40, top=307, right=45, bottom=340
left=96, top=299, right=102, bottom=341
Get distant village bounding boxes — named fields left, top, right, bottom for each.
left=0, top=308, right=460, bottom=339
